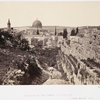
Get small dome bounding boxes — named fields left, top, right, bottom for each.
left=32, top=19, right=42, bottom=28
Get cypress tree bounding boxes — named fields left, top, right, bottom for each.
left=76, top=27, right=79, bottom=35
left=37, top=28, right=39, bottom=35
left=55, top=27, right=56, bottom=35
left=63, top=29, right=68, bottom=39
left=71, top=28, right=75, bottom=36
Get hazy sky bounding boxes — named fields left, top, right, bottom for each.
left=0, top=1, right=100, bottom=28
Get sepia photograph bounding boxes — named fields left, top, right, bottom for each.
left=0, top=1, right=100, bottom=86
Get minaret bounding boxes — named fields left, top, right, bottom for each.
left=7, top=19, right=11, bottom=31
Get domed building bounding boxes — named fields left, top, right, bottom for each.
left=25, top=19, right=48, bottom=35
left=32, top=19, right=42, bottom=28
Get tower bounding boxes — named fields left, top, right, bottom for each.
left=7, top=19, right=11, bottom=31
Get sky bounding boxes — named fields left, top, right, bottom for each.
left=0, top=1, right=100, bottom=28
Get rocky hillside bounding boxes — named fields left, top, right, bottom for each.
left=57, top=27, right=100, bottom=85
left=0, top=45, right=49, bottom=85
left=0, top=26, right=100, bottom=85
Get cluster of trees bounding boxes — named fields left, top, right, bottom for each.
left=2, top=54, right=43, bottom=85
left=17, top=57, right=42, bottom=84
left=57, top=27, right=79, bottom=38
left=0, top=30, right=13, bottom=45
left=71, top=27, right=79, bottom=36
left=0, top=30, right=30, bottom=51
left=62, top=27, right=79, bottom=39
left=12, top=33, right=30, bottom=51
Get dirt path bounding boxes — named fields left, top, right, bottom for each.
left=43, top=78, right=69, bottom=85
left=35, top=58, right=67, bottom=85
left=35, top=58, right=50, bottom=75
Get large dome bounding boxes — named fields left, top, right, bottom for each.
left=32, top=19, right=42, bottom=28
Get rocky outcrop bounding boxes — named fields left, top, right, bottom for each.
left=57, top=35, right=100, bottom=85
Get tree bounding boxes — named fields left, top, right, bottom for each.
left=55, top=27, right=57, bottom=35
left=37, top=28, right=39, bottom=35
left=20, top=39, right=29, bottom=51
left=71, top=28, right=76, bottom=36
left=76, top=27, right=79, bottom=35
left=63, top=29, right=68, bottom=39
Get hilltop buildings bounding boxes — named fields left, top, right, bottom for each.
left=1, top=18, right=100, bottom=64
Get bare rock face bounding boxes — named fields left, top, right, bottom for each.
left=55, top=49, right=100, bottom=85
